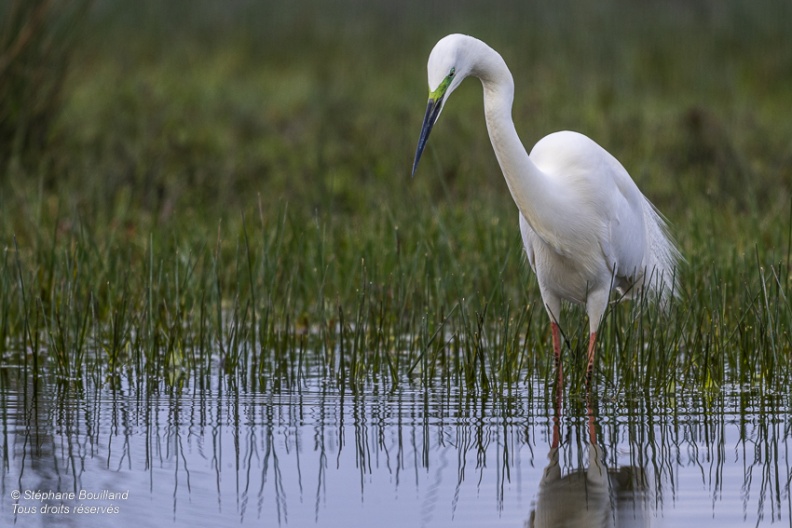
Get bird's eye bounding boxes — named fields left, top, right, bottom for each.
left=449, top=68, right=456, bottom=78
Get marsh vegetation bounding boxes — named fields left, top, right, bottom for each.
left=1, top=0, right=792, bottom=398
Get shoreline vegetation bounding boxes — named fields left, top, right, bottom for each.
left=1, top=0, right=791, bottom=396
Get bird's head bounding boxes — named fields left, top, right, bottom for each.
left=411, top=34, right=472, bottom=177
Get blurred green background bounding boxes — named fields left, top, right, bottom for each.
left=4, top=0, right=791, bottom=225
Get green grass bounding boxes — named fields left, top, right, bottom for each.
left=1, top=0, right=792, bottom=397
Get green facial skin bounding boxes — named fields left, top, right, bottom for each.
left=412, top=68, right=455, bottom=176
left=429, top=67, right=455, bottom=102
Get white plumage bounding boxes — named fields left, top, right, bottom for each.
left=412, top=34, right=680, bottom=377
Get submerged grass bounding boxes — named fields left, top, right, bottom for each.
left=1, top=0, right=792, bottom=398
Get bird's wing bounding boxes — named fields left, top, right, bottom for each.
left=600, top=153, right=647, bottom=281
left=529, top=132, right=629, bottom=273
left=598, top=145, right=681, bottom=300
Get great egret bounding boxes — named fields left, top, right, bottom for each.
left=411, top=34, right=680, bottom=379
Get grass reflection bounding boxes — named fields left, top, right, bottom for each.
left=2, top=0, right=792, bottom=395
left=1, top=372, right=791, bottom=525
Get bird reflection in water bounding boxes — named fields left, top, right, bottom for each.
left=528, top=379, right=653, bottom=528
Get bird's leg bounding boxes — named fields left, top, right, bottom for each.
left=551, top=322, right=562, bottom=367
left=584, top=290, right=607, bottom=385
left=551, top=367, right=562, bottom=450
left=551, top=322, right=564, bottom=399
left=585, top=331, right=598, bottom=384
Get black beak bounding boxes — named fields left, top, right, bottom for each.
left=411, top=96, right=444, bottom=177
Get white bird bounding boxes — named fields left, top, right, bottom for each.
left=412, top=34, right=680, bottom=379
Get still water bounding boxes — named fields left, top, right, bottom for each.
left=1, top=370, right=790, bottom=527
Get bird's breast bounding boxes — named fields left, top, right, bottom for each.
left=522, top=224, right=611, bottom=304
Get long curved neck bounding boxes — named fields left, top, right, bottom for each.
left=468, top=41, right=561, bottom=237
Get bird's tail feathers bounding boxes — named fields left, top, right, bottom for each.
left=640, top=199, right=683, bottom=311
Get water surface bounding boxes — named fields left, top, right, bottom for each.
left=1, top=371, right=790, bottom=527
